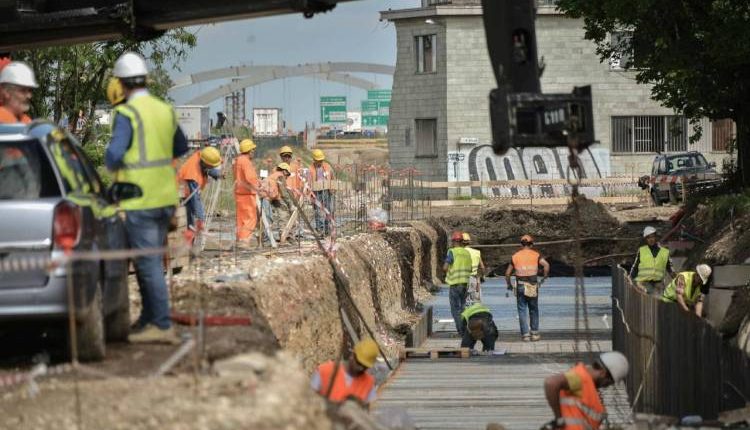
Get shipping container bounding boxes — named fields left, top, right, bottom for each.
left=176, top=105, right=210, bottom=141
left=253, top=108, right=283, bottom=136
left=344, top=111, right=362, bottom=134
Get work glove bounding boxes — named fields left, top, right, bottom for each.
left=183, top=228, right=195, bottom=245
left=196, top=219, right=205, bottom=233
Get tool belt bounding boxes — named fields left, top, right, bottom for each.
left=521, top=281, right=538, bottom=298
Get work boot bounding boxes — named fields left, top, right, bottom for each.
left=531, top=332, right=541, bottom=342
left=128, top=324, right=180, bottom=345
left=522, top=334, right=531, bottom=342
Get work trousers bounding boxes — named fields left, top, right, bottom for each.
left=516, top=284, right=539, bottom=336
left=125, top=207, right=174, bottom=330
left=449, top=284, right=468, bottom=334
left=637, top=280, right=665, bottom=296
left=461, top=314, right=498, bottom=351
left=313, top=190, right=334, bottom=235
left=261, top=198, right=292, bottom=239
left=235, top=193, right=258, bottom=240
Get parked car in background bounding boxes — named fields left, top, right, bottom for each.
left=638, top=151, right=723, bottom=206
left=0, top=122, right=130, bottom=361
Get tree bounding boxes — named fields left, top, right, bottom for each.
left=13, top=29, right=196, bottom=144
left=555, top=0, right=750, bottom=186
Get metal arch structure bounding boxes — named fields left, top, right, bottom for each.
left=171, top=62, right=395, bottom=105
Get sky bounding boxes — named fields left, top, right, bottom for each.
left=168, top=0, right=420, bottom=131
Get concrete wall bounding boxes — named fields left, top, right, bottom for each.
left=389, top=18, right=448, bottom=183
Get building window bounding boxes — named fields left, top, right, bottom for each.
left=609, top=31, right=634, bottom=70
left=426, top=0, right=452, bottom=5
left=711, top=119, right=735, bottom=152
left=415, top=118, right=437, bottom=157
left=415, top=35, right=437, bottom=74
left=611, top=116, right=688, bottom=154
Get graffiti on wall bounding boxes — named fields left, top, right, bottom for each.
left=452, top=145, right=611, bottom=197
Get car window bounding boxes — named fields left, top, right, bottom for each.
left=668, top=154, right=706, bottom=171
left=48, top=138, right=95, bottom=194
left=0, top=139, right=61, bottom=199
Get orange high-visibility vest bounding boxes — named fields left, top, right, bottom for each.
left=260, top=170, right=285, bottom=200
left=560, top=363, right=606, bottom=430
left=512, top=248, right=541, bottom=277
left=234, top=155, right=258, bottom=195
left=286, top=159, right=303, bottom=192
left=0, top=106, right=31, bottom=124
left=177, top=151, right=207, bottom=196
left=316, top=361, right=375, bottom=404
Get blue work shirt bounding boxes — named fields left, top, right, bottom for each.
left=105, top=89, right=189, bottom=171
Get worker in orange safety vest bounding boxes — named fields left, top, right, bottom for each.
left=234, top=139, right=260, bottom=242
left=0, top=62, right=37, bottom=124
left=177, top=147, right=222, bottom=243
left=505, top=234, right=550, bottom=342
left=543, top=351, right=629, bottom=429
left=311, top=338, right=380, bottom=407
left=278, top=145, right=303, bottom=195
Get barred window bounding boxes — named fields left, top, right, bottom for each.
left=611, top=116, right=688, bottom=154
left=415, top=118, right=437, bottom=157
left=415, top=35, right=436, bottom=74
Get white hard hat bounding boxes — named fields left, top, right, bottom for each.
left=0, top=62, right=38, bottom=88
left=696, top=264, right=712, bottom=284
left=599, top=351, right=629, bottom=383
left=113, top=52, right=148, bottom=78
left=643, top=226, right=657, bottom=238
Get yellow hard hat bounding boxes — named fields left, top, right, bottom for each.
left=279, top=145, right=293, bottom=156
left=200, top=147, right=222, bottom=168
left=277, top=162, right=291, bottom=172
left=239, top=139, right=256, bottom=153
left=312, top=149, right=325, bottom=161
left=106, top=77, right=125, bottom=106
left=462, top=233, right=471, bottom=242
left=353, top=338, right=378, bottom=368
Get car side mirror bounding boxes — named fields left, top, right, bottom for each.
left=107, top=182, right=143, bottom=203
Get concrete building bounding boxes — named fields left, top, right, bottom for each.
left=381, top=0, right=733, bottom=195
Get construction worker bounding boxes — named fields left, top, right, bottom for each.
left=662, top=264, right=712, bottom=317
left=444, top=231, right=473, bottom=334
left=311, top=338, right=379, bottom=407
left=543, top=351, right=629, bottom=430
left=629, top=226, right=675, bottom=296
left=177, top=147, right=222, bottom=243
left=260, top=162, right=292, bottom=233
left=0, top=62, right=38, bottom=124
left=105, top=51, right=189, bottom=344
left=460, top=302, right=498, bottom=352
left=506, top=234, right=550, bottom=342
left=463, top=233, right=486, bottom=301
left=234, top=139, right=259, bottom=242
left=279, top=145, right=303, bottom=195
left=309, top=148, right=335, bottom=235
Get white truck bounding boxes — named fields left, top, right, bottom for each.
left=344, top=111, right=362, bottom=134
left=253, top=108, right=282, bottom=136
left=175, top=105, right=210, bottom=141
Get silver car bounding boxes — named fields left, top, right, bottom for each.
left=0, top=122, right=129, bottom=361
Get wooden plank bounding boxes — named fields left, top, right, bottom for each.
left=400, top=347, right=470, bottom=360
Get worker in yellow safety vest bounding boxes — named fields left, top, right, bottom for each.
left=506, top=234, right=550, bottom=342
left=543, top=352, right=629, bottom=430
left=462, top=233, right=485, bottom=302
left=444, top=231, right=473, bottom=335
left=629, top=226, right=675, bottom=295
left=460, top=302, right=497, bottom=352
left=662, top=264, right=712, bottom=317
left=105, top=52, right=189, bottom=345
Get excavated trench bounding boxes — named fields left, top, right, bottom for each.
left=2, top=199, right=657, bottom=429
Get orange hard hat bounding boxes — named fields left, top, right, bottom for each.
left=520, top=234, right=534, bottom=244
left=451, top=231, right=464, bottom=242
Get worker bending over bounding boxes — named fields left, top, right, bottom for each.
left=661, top=264, right=712, bottom=317
left=444, top=231, right=473, bottom=334
left=543, top=351, right=629, bottom=429
left=311, top=338, right=379, bottom=407
left=309, top=149, right=335, bottom=235
left=0, top=62, right=37, bottom=124
left=279, top=145, right=303, bottom=195
left=629, top=226, right=675, bottom=295
left=234, top=139, right=259, bottom=242
left=460, top=302, right=498, bottom=352
left=463, top=233, right=485, bottom=301
left=177, top=147, right=222, bottom=243
left=259, top=162, right=292, bottom=234
left=506, top=234, right=550, bottom=342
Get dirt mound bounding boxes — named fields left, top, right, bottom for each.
left=681, top=194, right=750, bottom=266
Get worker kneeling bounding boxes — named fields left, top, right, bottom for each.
left=543, top=351, right=629, bottom=430
left=460, top=302, right=498, bottom=352
left=311, top=338, right=379, bottom=407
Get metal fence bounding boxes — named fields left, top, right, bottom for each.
left=612, top=266, right=750, bottom=419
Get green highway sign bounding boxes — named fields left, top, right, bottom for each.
left=367, top=89, right=392, bottom=101
left=320, top=96, right=347, bottom=123
left=362, top=99, right=389, bottom=127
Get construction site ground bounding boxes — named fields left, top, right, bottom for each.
left=5, top=198, right=747, bottom=429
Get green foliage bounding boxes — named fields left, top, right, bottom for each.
left=555, top=0, right=750, bottom=136
left=14, top=29, right=196, bottom=143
